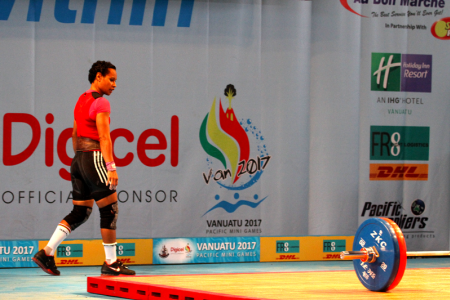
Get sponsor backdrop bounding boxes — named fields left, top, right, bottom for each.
left=0, top=0, right=449, bottom=256
left=0, top=236, right=352, bottom=268
left=310, top=1, right=450, bottom=251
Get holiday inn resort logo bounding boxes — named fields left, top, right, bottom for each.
left=371, top=53, right=432, bottom=93
left=199, top=85, right=271, bottom=216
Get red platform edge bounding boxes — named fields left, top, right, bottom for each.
left=87, top=275, right=264, bottom=300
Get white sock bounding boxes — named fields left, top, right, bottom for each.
left=46, top=223, right=71, bottom=256
left=103, top=242, right=117, bottom=264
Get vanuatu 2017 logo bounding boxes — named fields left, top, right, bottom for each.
left=371, top=53, right=432, bottom=93
left=199, top=84, right=271, bottom=216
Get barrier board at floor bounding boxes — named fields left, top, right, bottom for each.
left=0, top=240, right=38, bottom=268
left=153, top=237, right=260, bottom=264
left=260, top=236, right=354, bottom=262
left=38, top=239, right=153, bottom=267
left=1, top=236, right=354, bottom=268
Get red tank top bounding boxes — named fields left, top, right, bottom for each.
left=74, top=90, right=110, bottom=141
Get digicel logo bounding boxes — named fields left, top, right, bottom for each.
left=431, top=17, right=450, bottom=39
left=170, top=247, right=185, bottom=253
left=3, top=113, right=179, bottom=181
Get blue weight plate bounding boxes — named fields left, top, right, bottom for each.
left=352, top=218, right=400, bottom=292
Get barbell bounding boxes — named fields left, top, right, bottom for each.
left=340, top=217, right=450, bottom=292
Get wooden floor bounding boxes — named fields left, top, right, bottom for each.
left=111, top=268, right=450, bottom=299
left=2, top=260, right=449, bottom=299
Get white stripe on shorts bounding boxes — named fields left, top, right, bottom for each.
left=94, top=151, right=108, bottom=184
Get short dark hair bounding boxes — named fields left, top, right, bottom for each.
left=88, top=61, right=116, bottom=83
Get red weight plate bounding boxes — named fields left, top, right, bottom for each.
left=381, top=217, right=407, bottom=291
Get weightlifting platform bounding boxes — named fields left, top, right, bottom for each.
left=87, top=267, right=450, bottom=299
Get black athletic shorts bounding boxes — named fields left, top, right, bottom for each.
left=71, top=151, right=116, bottom=201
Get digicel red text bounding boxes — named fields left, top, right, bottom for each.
left=3, top=113, right=179, bottom=181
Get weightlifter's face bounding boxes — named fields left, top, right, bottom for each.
left=96, top=68, right=117, bottom=96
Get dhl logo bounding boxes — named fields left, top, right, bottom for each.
left=118, top=258, right=135, bottom=264
left=276, top=255, right=299, bottom=260
left=323, top=254, right=341, bottom=259
left=369, top=164, right=428, bottom=181
left=59, top=259, right=83, bottom=265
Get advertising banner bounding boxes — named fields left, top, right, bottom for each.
left=308, top=1, right=450, bottom=251
left=153, top=237, right=260, bottom=264
left=0, top=240, right=38, bottom=268
left=0, top=0, right=311, bottom=243
left=38, top=239, right=153, bottom=266
left=260, top=236, right=354, bottom=262
left=353, top=1, right=450, bottom=251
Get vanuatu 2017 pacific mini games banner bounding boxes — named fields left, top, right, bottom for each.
left=153, top=236, right=260, bottom=264
left=0, top=0, right=449, bottom=252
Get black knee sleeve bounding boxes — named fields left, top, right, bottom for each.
left=99, top=202, right=118, bottom=230
left=63, top=205, right=92, bottom=231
